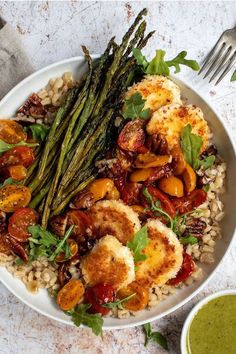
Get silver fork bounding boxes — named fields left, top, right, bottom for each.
left=198, top=27, right=236, bottom=85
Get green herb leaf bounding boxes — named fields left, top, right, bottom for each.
left=230, top=69, right=236, bottom=82
left=166, top=51, right=200, bottom=74
left=15, top=258, right=24, bottom=266
left=66, top=304, right=103, bottom=336
left=199, top=155, right=215, bottom=170
left=143, top=323, right=168, bottom=350
left=28, top=225, right=73, bottom=262
left=127, top=225, right=149, bottom=262
left=151, top=332, right=168, bottom=350
left=143, top=188, right=174, bottom=229
left=27, top=124, right=50, bottom=142
left=123, top=92, right=151, bottom=120
left=203, top=183, right=210, bottom=192
left=133, top=47, right=199, bottom=76
left=102, top=293, right=136, bottom=309
left=179, top=234, right=198, bottom=245
left=0, top=140, right=38, bottom=155
left=0, top=177, right=20, bottom=189
left=180, top=124, right=215, bottom=171
left=48, top=226, right=73, bottom=261
left=132, top=48, right=149, bottom=69
left=146, top=50, right=170, bottom=76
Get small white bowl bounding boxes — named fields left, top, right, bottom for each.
left=181, top=289, right=236, bottom=354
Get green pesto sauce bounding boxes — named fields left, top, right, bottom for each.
left=187, top=295, right=236, bottom=354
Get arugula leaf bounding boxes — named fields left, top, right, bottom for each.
left=133, top=47, right=199, bottom=76
left=143, top=323, right=168, bottom=350
left=179, top=234, right=198, bottom=245
left=200, top=155, right=215, bottom=170
left=146, top=50, right=170, bottom=76
left=231, top=69, right=236, bottom=82
left=180, top=124, right=215, bottom=170
left=166, top=51, right=200, bottom=74
left=0, top=177, right=20, bottom=189
left=66, top=304, right=103, bottom=336
left=143, top=188, right=174, bottom=229
left=27, top=124, right=50, bottom=142
left=132, top=48, right=148, bottom=69
left=48, top=226, right=73, bottom=261
left=0, top=140, right=38, bottom=155
left=28, top=225, right=73, bottom=262
left=127, top=225, right=149, bottom=262
left=102, top=293, right=136, bottom=309
left=123, top=92, right=151, bottom=120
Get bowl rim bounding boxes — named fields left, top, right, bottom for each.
left=180, top=289, right=236, bottom=354
left=0, top=55, right=236, bottom=330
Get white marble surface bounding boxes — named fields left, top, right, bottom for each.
left=0, top=1, right=236, bottom=353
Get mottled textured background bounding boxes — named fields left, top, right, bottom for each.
left=0, top=1, right=235, bottom=353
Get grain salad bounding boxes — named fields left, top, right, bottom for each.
left=0, top=8, right=227, bottom=336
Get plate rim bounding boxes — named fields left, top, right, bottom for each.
left=0, top=55, right=235, bottom=330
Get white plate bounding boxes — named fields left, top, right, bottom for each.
left=0, top=57, right=235, bottom=330
left=180, top=289, right=236, bottom=354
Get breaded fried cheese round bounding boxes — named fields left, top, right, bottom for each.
left=81, top=235, right=135, bottom=289
left=135, top=219, right=183, bottom=287
left=89, top=200, right=141, bottom=244
left=126, top=75, right=182, bottom=112
left=147, top=104, right=210, bottom=151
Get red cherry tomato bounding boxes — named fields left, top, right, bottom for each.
left=172, top=189, right=207, bottom=215
left=114, top=176, right=141, bottom=205
left=67, top=210, right=93, bottom=238
left=0, top=146, right=35, bottom=168
left=84, top=283, right=116, bottom=316
left=8, top=208, right=39, bottom=243
left=118, top=120, right=145, bottom=152
left=168, top=253, right=195, bottom=285
left=141, top=185, right=176, bottom=218
left=8, top=165, right=27, bottom=181
left=136, top=145, right=149, bottom=154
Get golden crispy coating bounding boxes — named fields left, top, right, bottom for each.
left=89, top=200, right=140, bottom=245
left=135, top=220, right=183, bottom=287
left=81, top=235, right=135, bottom=289
left=126, top=75, right=182, bottom=112
left=147, top=104, right=210, bottom=151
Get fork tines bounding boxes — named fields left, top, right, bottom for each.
left=198, top=28, right=236, bottom=85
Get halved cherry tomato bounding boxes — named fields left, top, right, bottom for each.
left=158, top=176, right=184, bottom=197
left=88, top=178, right=114, bottom=201
left=0, top=120, right=27, bottom=144
left=115, top=177, right=141, bottom=205
left=0, top=146, right=35, bottom=168
left=136, top=145, right=149, bottom=154
left=118, top=282, right=149, bottom=311
left=8, top=165, right=27, bottom=181
left=135, top=153, right=171, bottom=168
left=168, top=253, right=195, bottom=285
left=67, top=210, right=93, bottom=239
left=171, top=145, right=186, bottom=175
left=8, top=208, right=38, bottom=242
left=57, top=279, right=85, bottom=311
left=84, top=283, right=116, bottom=316
left=182, top=163, right=197, bottom=193
left=118, top=120, right=145, bottom=152
left=172, top=189, right=207, bottom=214
left=0, top=185, right=31, bottom=212
left=55, top=239, right=78, bottom=262
left=141, top=185, right=176, bottom=218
